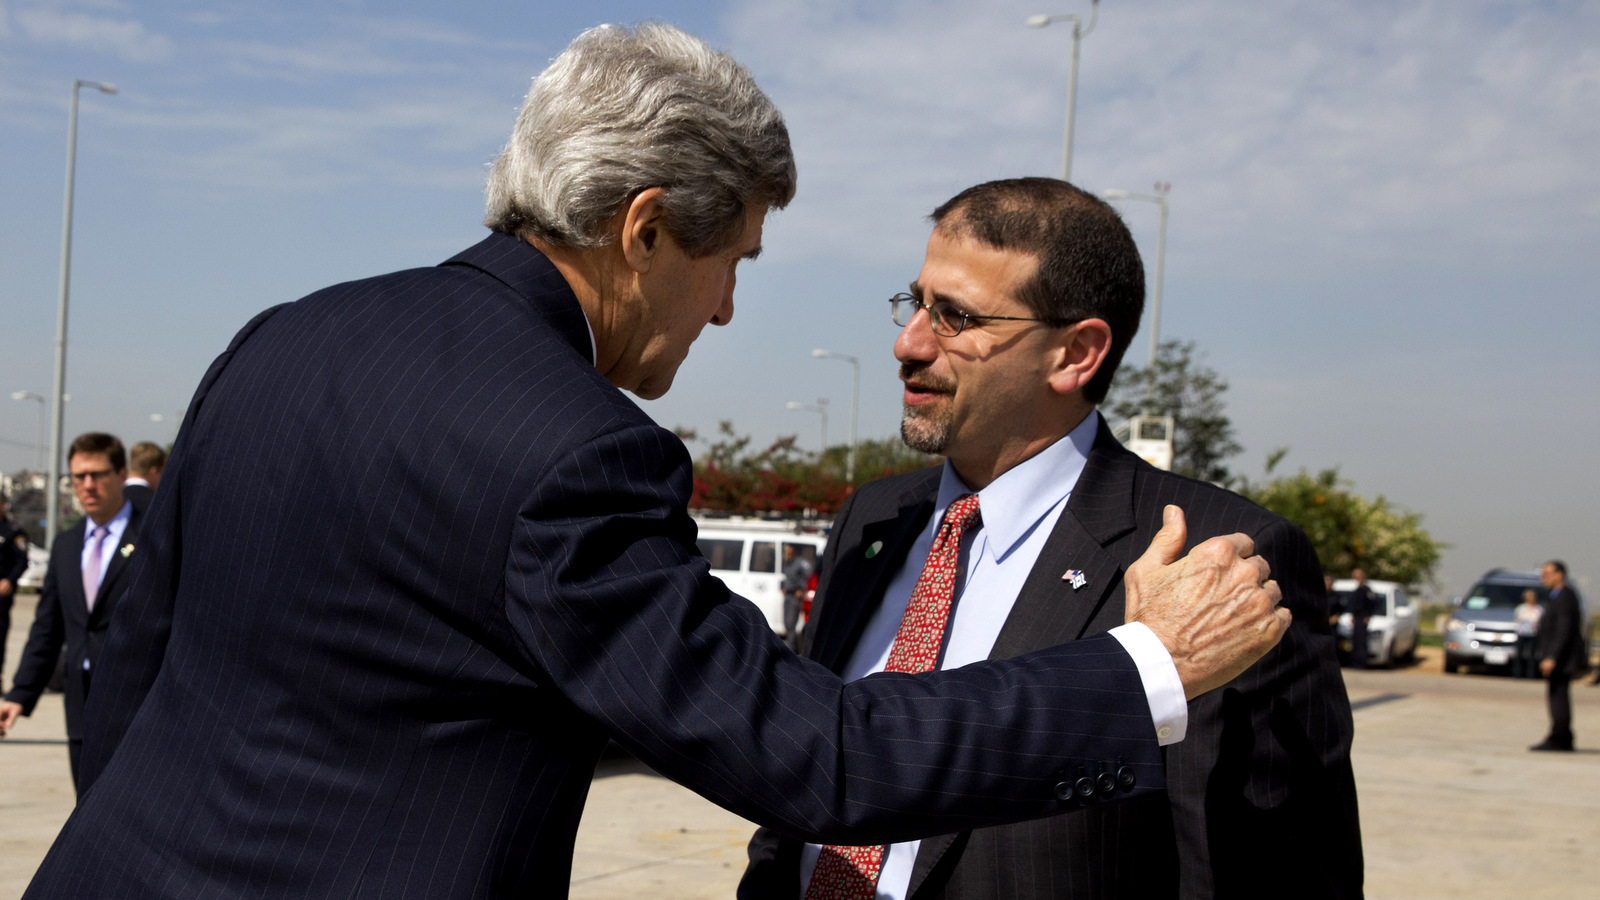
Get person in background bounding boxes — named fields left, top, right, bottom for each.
left=780, top=544, right=813, bottom=651
left=0, top=433, right=142, bottom=793
left=1532, top=560, right=1587, bottom=751
left=1346, top=568, right=1377, bottom=670
left=1513, top=588, right=1544, bottom=679
left=0, top=493, right=29, bottom=690
left=122, top=442, right=167, bottom=514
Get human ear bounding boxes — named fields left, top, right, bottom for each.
left=619, top=187, right=670, bottom=273
left=1047, top=318, right=1113, bottom=397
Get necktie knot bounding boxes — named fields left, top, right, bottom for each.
left=91, top=525, right=108, bottom=540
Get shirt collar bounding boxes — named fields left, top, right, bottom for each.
left=934, top=411, right=1099, bottom=563
left=91, top=499, right=133, bottom=536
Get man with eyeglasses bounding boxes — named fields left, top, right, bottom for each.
left=744, top=177, right=1360, bottom=900
left=0, top=432, right=141, bottom=794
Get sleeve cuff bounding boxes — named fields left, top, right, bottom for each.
left=1108, top=622, right=1188, bottom=746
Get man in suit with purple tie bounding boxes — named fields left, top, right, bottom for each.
left=24, top=25, right=1289, bottom=899
left=0, top=433, right=141, bottom=794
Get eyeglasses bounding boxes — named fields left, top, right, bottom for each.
left=70, top=468, right=115, bottom=483
left=889, top=293, right=1074, bottom=338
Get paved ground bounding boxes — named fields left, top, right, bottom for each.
left=3, top=591, right=1597, bottom=898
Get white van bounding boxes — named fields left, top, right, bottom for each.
left=692, top=516, right=830, bottom=638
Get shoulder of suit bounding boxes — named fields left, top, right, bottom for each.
left=847, top=465, right=941, bottom=508
left=1120, top=455, right=1292, bottom=536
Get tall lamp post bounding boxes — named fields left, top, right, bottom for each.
left=1103, top=183, right=1170, bottom=402
left=811, top=349, right=858, bottom=484
left=11, top=391, right=47, bottom=471
left=47, top=78, right=118, bottom=548
left=784, top=399, right=828, bottom=457
left=1027, top=0, right=1100, bottom=182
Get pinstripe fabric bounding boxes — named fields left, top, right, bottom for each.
left=745, top=421, right=1361, bottom=900
left=28, top=234, right=1171, bottom=900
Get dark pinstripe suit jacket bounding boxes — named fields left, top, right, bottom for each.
left=744, top=422, right=1362, bottom=899
left=26, top=234, right=1171, bottom=899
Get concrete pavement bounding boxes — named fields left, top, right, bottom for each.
left=2, top=589, right=1596, bottom=898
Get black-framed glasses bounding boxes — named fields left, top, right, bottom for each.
left=889, top=293, right=1073, bottom=337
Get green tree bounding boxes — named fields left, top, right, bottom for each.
left=1104, top=339, right=1241, bottom=485
left=1238, top=450, right=1446, bottom=587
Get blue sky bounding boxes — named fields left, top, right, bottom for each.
left=2, top=0, right=1597, bottom=597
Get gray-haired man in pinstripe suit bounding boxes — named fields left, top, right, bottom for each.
left=27, top=25, right=1289, bottom=900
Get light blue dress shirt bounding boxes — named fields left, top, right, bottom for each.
left=799, top=413, right=1188, bottom=900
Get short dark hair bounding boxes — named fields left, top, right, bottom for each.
left=1546, top=560, right=1568, bottom=577
left=68, top=432, right=126, bottom=472
left=129, top=441, right=167, bottom=477
left=931, top=177, right=1144, bottom=404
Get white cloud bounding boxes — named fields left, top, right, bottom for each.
left=723, top=0, right=1600, bottom=279
left=12, top=6, right=173, bottom=62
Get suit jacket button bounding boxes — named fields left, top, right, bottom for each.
left=1054, top=781, right=1075, bottom=801
left=1116, top=765, right=1136, bottom=791
left=1096, top=772, right=1118, bottom=796
left=1075, top=776, right=1096, bottom=799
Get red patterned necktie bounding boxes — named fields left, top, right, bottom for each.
left=805, top=493, right=982, bottom=900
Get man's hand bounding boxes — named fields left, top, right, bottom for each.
left=1125, top=505, right=1291, bottom=701
left=1540, top=658, right=1555, bottom=678
left=0, top=577, right=12, bottom=596
left=0, top=701, right=23, bottom=738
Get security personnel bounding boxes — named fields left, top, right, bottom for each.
left=0, top=493, right=30, bottom=688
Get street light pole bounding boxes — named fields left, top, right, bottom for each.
left=11, top=392, right=47, bottom=471
left=1027, top=0, right=1100, bottom=182
left=1103, top=184, right=1170, bottom=402
left=47, top=78, right=117, bottom=549
left=811, top=349, right=859, bottom=484
left=784, top=399, right=828, bottom=457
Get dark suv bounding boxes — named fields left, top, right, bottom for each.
left=1443, top=569, right=1543, bottom=673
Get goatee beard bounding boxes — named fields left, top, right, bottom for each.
left=899, top=362, right=952, bottom=454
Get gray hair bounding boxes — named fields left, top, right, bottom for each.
left=485, top=22, right=796, bottom=257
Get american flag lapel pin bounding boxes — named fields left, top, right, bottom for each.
left=1063, top=569, right=1088, bottom=590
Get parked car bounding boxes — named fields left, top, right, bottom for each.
left=693, top=517, right=829, bottom=640
left=18, top=545, right=47, bottom=591
left=1331, top=578, right=1419, bottom=667
left=1443, top=568, right=1542, bottom=674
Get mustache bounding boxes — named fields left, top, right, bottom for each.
left=898, top=362, right=954, bottom=392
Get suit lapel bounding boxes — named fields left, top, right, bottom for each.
left=809, top=485, right=936, bottom=673
left=90, top=507, right=140, bottom=625
left=909, top=421, right=1141, bottom=898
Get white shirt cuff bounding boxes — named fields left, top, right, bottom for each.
left=1108, top=622, right=1188, bottom=746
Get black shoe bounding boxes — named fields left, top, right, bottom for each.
left=1529, top=739, right=1575, bottom=752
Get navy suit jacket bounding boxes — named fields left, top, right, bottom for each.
left=27, top=234, right=1168, bottom=899
left=1539, top=585, right=1588, bottom=676
left=744, top=423, right=1363, bottom=899
left=6, top=506, right=141, bottom=741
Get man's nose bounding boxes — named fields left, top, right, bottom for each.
left=893, top=307, right=938, bottom=364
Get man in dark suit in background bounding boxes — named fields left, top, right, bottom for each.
left=0, top=433, right=141, bottom=793
left=1532, top=560, right=1587, bottom=751
left=121, top=442, right=166, bottom=514
left=1345, top=568, right=1377, bottom=670
left=744, top=178, right=1360, bottom=900
left=25, top=25, right=1288, bottom=899
left=0, top=493, right=30, bottom=689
